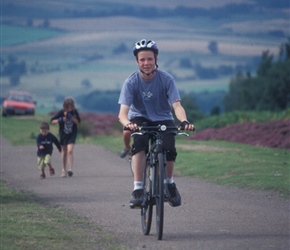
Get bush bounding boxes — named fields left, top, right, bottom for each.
left=194, top=109, right=290, bottom=131
left=78, top=120, right=92, bottom=138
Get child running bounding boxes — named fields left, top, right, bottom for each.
left=50, top=97, right=81, bottom=177
left=36, top=122, right=61, bottom=179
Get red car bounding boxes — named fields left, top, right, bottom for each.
left=2, top=90, right=36, bottom=116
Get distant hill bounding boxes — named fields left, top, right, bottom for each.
left=1, top=0, right=289, bottom=114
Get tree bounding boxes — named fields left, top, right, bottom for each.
left=208, top=40, right=218, bottom=55
left=223, top=39, right=290, bottom=112
left=180, top=58, right=192, bottom=68
left=279, top=37, right=290, bottom=60
left=2, top=55, right=27, bottom=86
left=26, top=18, right=33, bottom=27
left=113, top=43, right=128, bottom=54
left=9, top=73, right=21, bottom=86
left=180, top=94, right=204, bottom=122
left=41, top=19, right=50, bottom=28
left=223, top=72, right=247, bottom=112
left=256, top=50, right=273, bottom=77
left=210, top=106, right=220, bottom=116
left=81, top=79, right=92, bottom=89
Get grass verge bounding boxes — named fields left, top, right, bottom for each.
left=174, top=139, right=290, bottom=197
left=0, top=181, right=126, bottom=250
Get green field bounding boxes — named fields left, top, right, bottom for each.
left=2, top=24, right=63, bottom=47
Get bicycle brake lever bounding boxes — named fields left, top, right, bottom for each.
left=131, top=131, right=143, bottom=136
left=178, top=132, right=189, bottom=136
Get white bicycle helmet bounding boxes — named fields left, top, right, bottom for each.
left=133, top=39, right=159, bottom=56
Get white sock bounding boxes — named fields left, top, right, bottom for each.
left=167, top=177, right=174, bottom=184
left=134, top=181, right=143, bottom=190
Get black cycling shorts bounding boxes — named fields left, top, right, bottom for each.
left=130, top=117, right=177, bottom=161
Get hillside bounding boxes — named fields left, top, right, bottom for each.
left=2, top=0, right=289, bottom=114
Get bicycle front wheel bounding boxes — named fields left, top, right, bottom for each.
left=155, top=153, right=165, bottom=240
left=141, top=165, right=153, bottom=235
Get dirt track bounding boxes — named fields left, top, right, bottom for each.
left=1, top=136, right=289, bottom=250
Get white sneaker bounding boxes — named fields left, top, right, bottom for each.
left=61, top=169, right=67, bottom=178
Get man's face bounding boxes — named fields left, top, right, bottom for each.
left=136, top=50, right=156, bottom=75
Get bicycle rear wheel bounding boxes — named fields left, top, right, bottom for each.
left=141, top=165, right=153, bottom=235
left=155, top=153, right=165, bottom=240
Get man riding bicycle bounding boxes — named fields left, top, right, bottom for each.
left=118, top=39, right=195, bottom=208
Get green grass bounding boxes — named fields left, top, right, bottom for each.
left=175, top=140, right=290, bottom=197
left=0, top=181, right=126, bottom=250
left=0, top=115, right=59, bottom=146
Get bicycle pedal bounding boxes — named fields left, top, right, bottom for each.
left=129, top=203, right=142, bottom=209
left=130, top=204, right=142, bottom=209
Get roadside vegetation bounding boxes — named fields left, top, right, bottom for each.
left=0, top=181, right=126, bottom=250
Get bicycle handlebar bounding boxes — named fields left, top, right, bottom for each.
left=124, top=123, right=195, bottom=137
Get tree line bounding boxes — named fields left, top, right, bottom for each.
left=223, top=39, right=290, bottom=112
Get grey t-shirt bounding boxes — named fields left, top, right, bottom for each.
left=118, top=69, right=181, bottom=121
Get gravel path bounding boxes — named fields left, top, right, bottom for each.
left=1, top=136, right=289, bottom=250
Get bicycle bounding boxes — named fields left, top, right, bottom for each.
left=130, top=123, right=192, bottom=240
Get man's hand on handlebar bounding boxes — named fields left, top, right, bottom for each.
left=180, top=120, right=195, bottom=131
left=124, top=122, right=138, bottom=131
